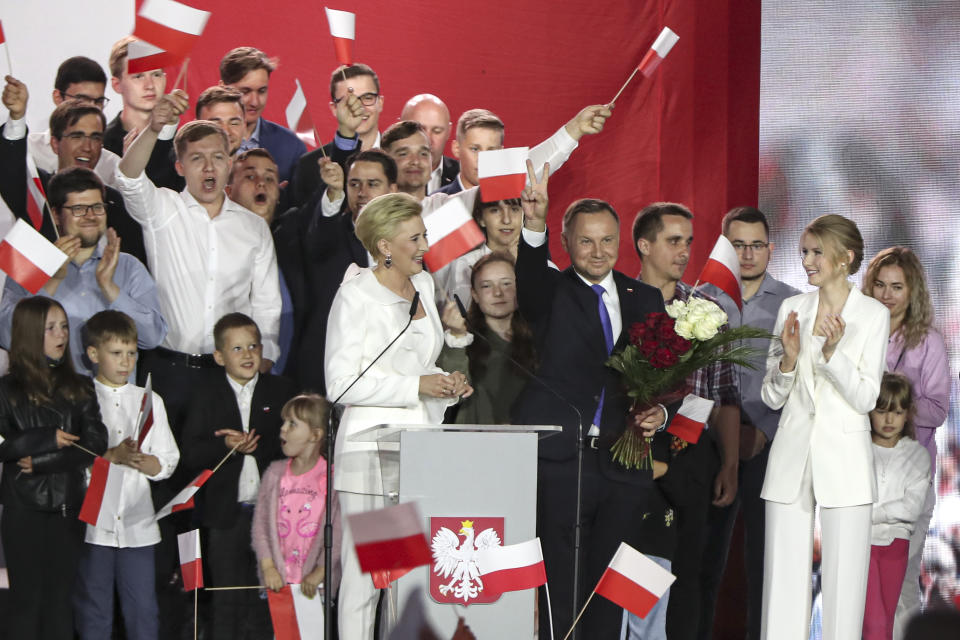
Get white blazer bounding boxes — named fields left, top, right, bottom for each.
left=325, top=265, right=454, bottom=495
left=760, top=287, right=889, bottom=507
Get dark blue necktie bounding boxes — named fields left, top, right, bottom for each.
left=591, top=284, right=614, bottom=428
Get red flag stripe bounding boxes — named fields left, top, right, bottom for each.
left=354, top=533, right=432, bottom=573
left=637, top=49, right=663, bottom=77
left=422, top=224, right=486, bottom=272
left=595, top=568, right=661, bottom=619
left=666, top=414, right=705, bottom=444
left=0, top=240, right=54, bottom=293
left=698, top=258, right=742, bottom=309
left=267, top=587, right=302, bottom=640
left=26, top=177, right=45, bottom=230
left=332, top=38, right=352, bottom=66
left=134, top=15, right=198, bottom=57
left=127, top=50, right=185, bottom=74
left=482, top=562, right=547, bottom=594
left=78, top=457, right=110, bottom=526
left=181, top=558, right=203, bottom=591
left=478, top=173, right=526, bottom=202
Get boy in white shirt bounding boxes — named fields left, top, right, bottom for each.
left=73, top=310, right=180, bottom=640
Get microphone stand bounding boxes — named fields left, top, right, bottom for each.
left=453, top=295, right=585, bottom=638
left=322, top=291, right=420, bottom=639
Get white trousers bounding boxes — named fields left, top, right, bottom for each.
left=338, top=491, right=385, bottom=640
left=761, top=458, right=872, bottom=640
left=892, top=484, right=935, bottom=640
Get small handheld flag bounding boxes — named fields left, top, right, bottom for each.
left=696, top=235, right=742, bottom=309
left=347, top=502, right=432, bottom=575
left=0, top=219, right=68, bottom=294
left=178, top=529, right=203, bottom=591
left=475, top=538, right=547, bottom=594
left=285, top=79, right=319, bottom=149
left=666, top=394, right=714, bottom=444
left=421, top=196, right=485, bottom=272
left=267, top=585, right=325, bottom=640
left=610, top=26, right=679, bottom=104
left=128, top=0, right=210, bottom=74
left=79, top=457, right=124, bottom=530
left=324, top=8, right=356, bottom=66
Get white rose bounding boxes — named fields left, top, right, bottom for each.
left=692, top=316, right=721, bottom=341
left=665, top=300, right=685, bottom=319
left=674, top=317, right=696, bottom=340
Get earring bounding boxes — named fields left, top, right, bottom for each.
left=385, top=253, right=393, bottom=269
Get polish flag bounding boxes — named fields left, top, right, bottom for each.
left=637, top=27, right=680, bottom=77
left=79, top=457, right=125, bottom=530
left=325, top=8, right=355, bottom=66
left=667, top=394, right=715, bottom=444
left=154, top=469, right=213, bottom=520
left=0, top=219, right=68, bottom=294
left=285, top=79, right=318, bottom=149
left=421, top=195, right=485, bottom=272
left=478, top=147, right=529, bottom=202
left=128, top=0, right=210, bottom=74
left=697, top=234, right=742, bottom=309
left=178, top=529, right=203, bottom=591
left=475, top=538, right=547, bottom=594
left=347, top=502, right=432, bottom=574
left=267, top=585, right=325, bottom=640
left=0, top=21, right=11, bottom=77
left=25, top=154, right=46, bottom=231
left=595, top=542, right=676, bottom=619
left=135, top=374, right=154, bottom=448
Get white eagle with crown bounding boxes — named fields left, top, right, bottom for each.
left=431, top=519, right=502, bottom=602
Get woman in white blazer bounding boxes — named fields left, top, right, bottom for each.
left=324, top=193, right=472, bottom=640
left=760, top=215, right=888, bottom=640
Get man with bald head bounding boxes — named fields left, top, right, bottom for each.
left=400, top=93, right=459, bottom=193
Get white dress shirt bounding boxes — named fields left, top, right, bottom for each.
left=227, top=372, right=261, bottom=503
left=113, top=170, right=282, bottom=360
left=85, top=380, right=180, bottom=548
left=427, top=158, right=449, bottom=194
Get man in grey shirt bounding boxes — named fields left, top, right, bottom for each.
left=698, top=206, right=799, bottom=640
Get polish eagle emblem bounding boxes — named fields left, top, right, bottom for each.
left=430, top=518, right=503, bottom=603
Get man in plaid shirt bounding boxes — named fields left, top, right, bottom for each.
left=625, top=202, right=740, bottom=640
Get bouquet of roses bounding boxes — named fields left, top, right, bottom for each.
left=605, top=296, right=772, bottom=470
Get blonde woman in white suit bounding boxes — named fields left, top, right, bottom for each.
left=760, top=215, right=888, bottom=640
left=325, top=192, right=472, bottom=640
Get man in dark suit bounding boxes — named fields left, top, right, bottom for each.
left=0, top=80, right=147, bottom=265
left=400, top=93, right=459, bottom=194
left=513, top=183, right=678, bottom=637
left=294, top=148, right=398, bottom=395
left=435, top=108, right=506, bottom=196
left=291, top=63, right=384, bottom=206
left=219, top=47, right=305, bottom=188
left=181, top=313, right=296, bottom=640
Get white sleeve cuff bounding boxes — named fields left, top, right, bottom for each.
left=157, top=123, right=177, bottom=141
left=444, top=330, right=474, bottom=348
left=522, top=227, right=547, bottom=247
left=3, top=117, right=27, bottom=141
left=321, top=189, right=345, bottom=217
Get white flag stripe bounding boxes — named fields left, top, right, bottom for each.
left=140, top=0, right=210, bottom=35
left=476, top=538, right=543, bottom=575
left=708, top=234, right=740, bottom=273
left=127, top=39, right=165, bottom=59
left=177, top=529, right=201, bottom=561
left=292, top=585, right=326, bottom=633
left=609, top=542, right=675, bottom=596
left=678, top=394, right=714, bottom=423
left=96, top=464, right=125, bottom=530
left=478, top=147, right=529, bottom=179
left=5, top=220, right=68, bottom=275
left=422, top=197, right=473, bottom=241
left=349, top=502, right=425, bottom=545
left=285, top=79, right=308, bottom=131
left=325, top=8, right=356, bottom=39
left=651, top=27, right=679, bottom=58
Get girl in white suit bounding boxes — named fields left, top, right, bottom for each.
left=324, top=193, right=472, bottom=640
left=760, top=215, right=888, bottom=640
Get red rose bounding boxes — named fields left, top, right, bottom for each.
left=668, top=333, right=692, bottom=355
left=628, top=323, right=647, bottom=346
left=644, top=315, right=660, bottom=329
left=657, top=317, right=677, bottom=341
left=639, top=338, right=658, bottom=357
left=650, top=346, right=679, bottom=368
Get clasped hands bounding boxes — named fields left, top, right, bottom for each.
left=215, top=428, right=260, bottom=454
left=779, top=310, right=845, bottom=372
left=419, top=371, right=473, bottom=399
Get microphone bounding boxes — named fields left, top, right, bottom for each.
left=323, top=288, right=420, bottom=638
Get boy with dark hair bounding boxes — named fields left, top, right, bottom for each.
left=74, top=310, right=179, bottom=640
left=195, top=85, right=246, bottom=154
left=181, top=313, right=296, bottom=640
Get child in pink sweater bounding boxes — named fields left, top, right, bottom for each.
left=252, top=394, right=341, bottom=599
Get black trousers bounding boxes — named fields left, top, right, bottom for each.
left=538, top=450, right=653, bottom=639
left=1, top=506, right=84, bottom=640
left=206, top=508, right=273, bottom=640
left=697, top=443, right=770, bottom=640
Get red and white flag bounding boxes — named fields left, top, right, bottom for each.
left=478, top=147, right=529, bottom=202
left=667, top=394, right=715, bottom=444
left=638, top=27, right=679, bottom=77
left=25, top=154, right=46, bottom=231
left=267, top=585, right=325, bottom=640
left=177, top=529, right=203, bottom=591
left=154, top=469, right=213, bottom=520
left=285, top=79, right=318, bottom=149
left=135, top=374, right=154, bottom=447
left=324, top=7, right=355, bottom=66
left=697, top=234, right=742, bottom=309
left=129, top=0, right=210, bottom=74
left=347, top=502, right=432, bottom=574
left=0, top=20, right=11, bottom=78
left=475, top=538, right=547, bottom=594
left=79, top=457, right=125, bottom=530
left=0, top=219, right=68, bottom=294
left=595, top=542, right=676, bottom=619
left=422, top=196, right=485, bottom=272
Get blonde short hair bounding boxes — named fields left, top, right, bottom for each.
left=354, top=193, right=423, bottom=260
left=802, top=214, right=864, bottom=275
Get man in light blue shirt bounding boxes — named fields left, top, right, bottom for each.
left=0, top=168, right=166, bottom=377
